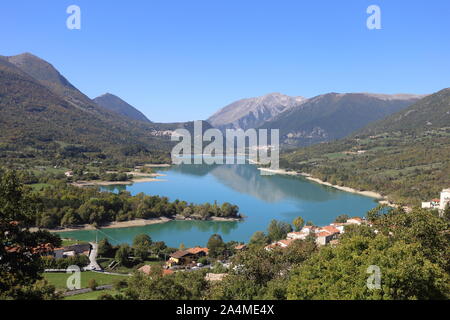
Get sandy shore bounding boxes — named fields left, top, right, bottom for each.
left=43, top=217, right=173, bottom=233
left=258, top=167, right=385, bottom=199
left=71, top=172, right=167, bottom=187
left=41, top=215, right=242, bottom=233
left=258, top=168, right=299, bottom=176
left=143, top=164, right=172, bottom=168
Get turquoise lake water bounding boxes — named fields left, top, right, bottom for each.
left=58, top=164, right=378, bottom=247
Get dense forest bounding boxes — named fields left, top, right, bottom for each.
left=1, top=168, right=241, bottom=230
left=36, top=184, right=241, bottom=229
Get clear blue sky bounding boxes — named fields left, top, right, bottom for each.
left=1, top=0, right=449, bottom=122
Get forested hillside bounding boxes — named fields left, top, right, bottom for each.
left=261, top=93, right=422, bottom=147
left=0, top=56, right=172, bottom=166
left=280, top=88, right=450, bottom=204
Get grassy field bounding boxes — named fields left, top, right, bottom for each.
left=64, top=289, right=115, bottom=300
left=60, top=239, right=89, bottom=247
left=44, top=271, right=129, bottom=290
left=97, top=257, right=163, bottom=274
left=29, top=183, right=52, bottom=191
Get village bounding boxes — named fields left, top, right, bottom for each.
left=264, top=217, right=365, bottom=250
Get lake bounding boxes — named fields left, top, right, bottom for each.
left=58, top=164, right=378, bottom=247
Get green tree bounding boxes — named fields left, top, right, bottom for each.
left=210, top=275, right=262, bottom=300
left=444, top=203, right=450, bottom=222
left=287, top=235, right=449, bottom=300
left=115, top=244, right=131, bottom=267
left=60, top=209, right=80, bottom=227
left=0, top=169, right=60, bottom=300
left=292, top=216, right=305, bottom=232
left=334, top=214, right=350, bottom=224
left=207, top=234, right=226, bottom=258
left=98, top=238, right=114, bottom=257
left=132, top=234, right=153, bottom=261
left=124, top=272, right=192, bottom=300
left=249, top=231, right=269, bottom=247
left=267, top=220, right=292, bottom=242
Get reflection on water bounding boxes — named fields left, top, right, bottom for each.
left=209, top=164, right=340, bottom=203
left=61, top=163, right=377, bottom=247
left=59, top=220, right=239, bottom=246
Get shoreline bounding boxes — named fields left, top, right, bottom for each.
left=39, top=216, right=242, bottom=233
left=258, top=167, right=385, bottom=200
left=71, top=173, right=167, bottom=187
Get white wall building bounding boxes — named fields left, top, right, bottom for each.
left=422, top=189, right=450, bottom=215
left=422, top=200, right=441, bottom=209
left=440, top=189, right=450, bottom=211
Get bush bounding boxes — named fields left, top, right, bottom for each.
left=88, top=279, right=98, bottom=291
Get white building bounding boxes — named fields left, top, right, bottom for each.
left=346, top=217, right=363, bottom=225
left=422, top=199, right=441, bottom=210
left=422, top=189, right=450, bottom=213
left=287, top=231, right=307, bottom=240
left=440, top=189, right=450, bottom=211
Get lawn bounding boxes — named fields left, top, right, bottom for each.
left=97, top=257, right=164, bottom=274
left=43, top=271, right=129, bottom=290
left=61, top=239, right=88, bottom=247
left=29, top=183, right=52, bottom=191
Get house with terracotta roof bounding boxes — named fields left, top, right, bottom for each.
left=53, top=243, right=91, bottom=259
left=287, top=225, right=318, bottom=240
left=166, top=247, right=209, bottom=267
left=234, top=244, right=247, bottom=251
left=315, top=231, right=337, bottom=246
left=313, top=225, right=342, bottom=246
left=321, top=225, right=341, bottom=235
left=186, top=247, right=209, bottom=255
left=6, top=243, right=55, bottom=256
left=330, top=222, right=347, bottom=233
left=139, top=265, right=174, bottom=277
left=264, top=239, right=296, bottom=251
left=277, top=239, right=295, bottom=248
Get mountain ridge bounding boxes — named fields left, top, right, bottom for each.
left=207, top=92, right=305, bottom=131
left=280, top=88, right=450, bottom=204
left=260, top=92, right=424, bottom=146
left=94, top=93, right=152, bottom=123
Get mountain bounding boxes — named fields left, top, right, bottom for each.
left=261, top=93, right=424, bottom=147
left=94, top=93, right=152, bottom=123
left=0, top=54, right=174, bottom=162
left=357, top=89, right=450, bottom=136
left=281, top=88, right=450, bottom=204
left=5, top=53, right=106, bottom=116
left=207, top=93, right=305, bottom=131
